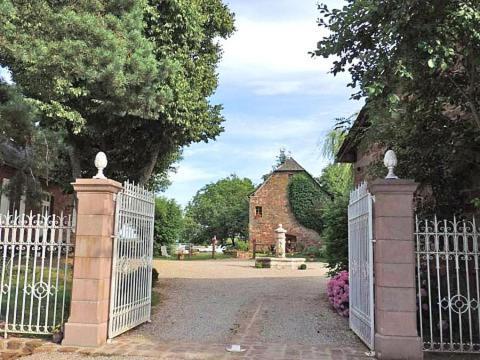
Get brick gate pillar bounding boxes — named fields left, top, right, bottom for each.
left=62, top=177, right=122, bottom=347
left=369, top=179, right=423, bottom=360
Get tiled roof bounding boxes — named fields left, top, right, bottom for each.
left=274, top=158, right=305, bottom=172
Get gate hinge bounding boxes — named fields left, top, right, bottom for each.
left=371, top=239, right=376, bottom=243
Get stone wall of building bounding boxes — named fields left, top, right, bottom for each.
left=249, top=171, right=321, bottom=251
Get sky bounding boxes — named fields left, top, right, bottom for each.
left=164, top=0, right=362, bottom=206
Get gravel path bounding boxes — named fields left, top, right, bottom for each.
left=21, top=259, right=366, bottom=360
left=131, top=259, right=363, bottom=347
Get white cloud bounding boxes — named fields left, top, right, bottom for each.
left=217, top=16, right=344, bottom=96
left=168, top=165, right=219, bottom=184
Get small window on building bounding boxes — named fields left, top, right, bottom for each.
left=41, top=193, right=52, bottom=217
left=255, top=206, right=263, bottom=218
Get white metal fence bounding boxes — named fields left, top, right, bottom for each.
left=416, top=216, right=480, bottom=353
left=108, top=181, right=155, bottom=339
left=0, top=212, right=74, bottom=337
left=348, top=182, right=375, bottom=350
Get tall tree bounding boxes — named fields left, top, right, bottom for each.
left=153, top=196, right=183, bottom=255
left=0, top=0, right=234, bottom=191
left=314, top=1, right=480, bottom=213
left=185, top=175, right=255, bottom=245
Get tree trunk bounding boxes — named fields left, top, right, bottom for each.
left=68, top=145, right=82, bottom=180
left=137, top=142, right=162, bottom=185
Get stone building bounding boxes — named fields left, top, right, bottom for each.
left=248, top=158, right=321, bottom=252
left=0, top=140, right=73, bottom=216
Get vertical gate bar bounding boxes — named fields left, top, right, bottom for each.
left=60, top=214, right=72, bottom=326
left=13, top=211, right=22, bottom=329
left=474, top=217, right=480, bottom=348
left=443, top=218, right=453, bottom=349
left=6, top=212, right=16, bottom=335
left=2, top=212, right=10, bottom=337
left=424, top=219, right=434, bottom=348
left=367, top=192, right=374, bottom=347
left=473, top=216, right=480, bottom=347
left=434, top=216, right=443, bottom=350
left=463, top=219, right=473, bottom=348
left=453, top=217, right=463, bottom=350
left=44, top=214, right=56, bottom=332
left=36, top=214, right=48, bottom=332
left=109, top=191, right=120, bottom=338
left=0, top=214, right=7, bottom=334
left=20, top=212, right=32, bottom=331
left=29, top=213, right=40, bottom=331
left=52, top=212, right=63, bottom=328
left=21, top=212, right=32, bottom=331
left=416, top=216, right=424, bottom=347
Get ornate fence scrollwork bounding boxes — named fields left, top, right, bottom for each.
left=416, top=216, right=480, bottom=353
left=0, top=212, right=75, bottom=337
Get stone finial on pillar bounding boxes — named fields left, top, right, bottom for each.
left=275, top=224, right=287, bottom=258
left=93, top=152, right=108, bottom=179
left=384, top=150, right=399, bottom=180
left=369, top=179, right=423, bottom=360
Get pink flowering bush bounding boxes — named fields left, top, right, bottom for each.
left=327, top=270, right=349, bottom=317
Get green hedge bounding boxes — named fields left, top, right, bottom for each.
left=287, top=173, right=324, bottom=234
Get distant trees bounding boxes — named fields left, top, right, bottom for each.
left=153, top=197, right=183, bottom=256
left=184, top=175, right=254, bottom=245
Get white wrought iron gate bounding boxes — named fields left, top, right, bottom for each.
left=0, top=212, right=75, bottom=337
left=416, top=216, right=480, bottom=353
left=348, top=182, right=374, bottom=350
left=108, top=181, right=155, bottom=339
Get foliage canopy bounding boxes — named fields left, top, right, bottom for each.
left=185, top=175, right=254, bottom=245
left=314, top=0, right=480, bottom=213
left=153, top=196, right=183, bottom=256
left=0, top=0, right=234, bottom=195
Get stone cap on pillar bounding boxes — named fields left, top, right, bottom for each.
left=72, top=178, right=123, bottom=193
left=369, top=179, right=418, bottom=195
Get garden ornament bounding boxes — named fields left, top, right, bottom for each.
left=383, top=150, right=399, bottom=180
left=93, top=151, right=108, bottom=179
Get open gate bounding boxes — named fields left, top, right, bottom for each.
left=108, top=181, right=155, bottom=339
left=348, top=182, right=375, bottom=350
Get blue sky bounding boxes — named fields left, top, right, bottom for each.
left=164, top=0, right=362, bottom=206
left=0, top=1, right=362, bottom=207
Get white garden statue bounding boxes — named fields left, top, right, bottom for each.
left=93, top=151, right=108, bottom=179
left=384, top=149, right=399, bottom=180
left=275, top=224, right=287, bottom=258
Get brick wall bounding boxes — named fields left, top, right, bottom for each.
left=0, top=165, right=74, bottom=215
left=249, top=171, right=321, bottom=251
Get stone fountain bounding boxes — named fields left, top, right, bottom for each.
left=255, top=224, right=306, bottom=269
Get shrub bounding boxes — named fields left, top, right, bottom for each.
left=298, top=264, right=307, bottom=270
left=235, top=240, right=249, bottom=252
left=152, top=268, right=159, bottom=287
left=322, top=194, right=349, bottom=275
left=327, top=270, right=349, bottom=317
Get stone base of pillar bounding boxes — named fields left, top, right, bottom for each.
left=62, top=322, right=108, bottom=347
left=375, top=334, right=423, bottom=360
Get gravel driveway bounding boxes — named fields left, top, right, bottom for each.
left=22, top=259, right=367, bottom=360
left=132, top=259, right=363, bottom=347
